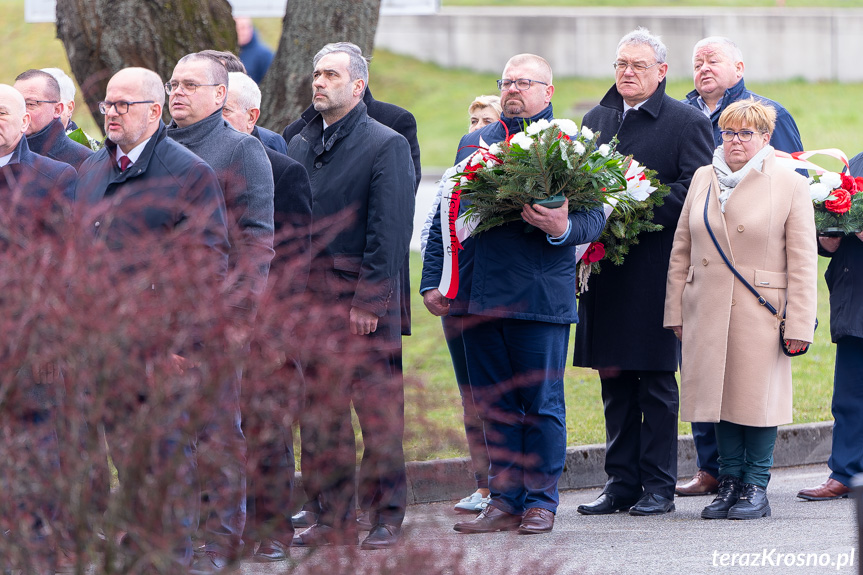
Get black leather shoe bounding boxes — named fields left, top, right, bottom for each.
left=728, top=483, right=771, bottom=520
left=453, top=505, right=522, bottom=533
left=291, top=510, right=318, bottom=528
left=360, top=523, right=401, bottom=549
left=253, top=538, right=289, bottom=562
left=701, top=475, right=742, bottom=519
left=577, top=492, right=638, bottom=515
left=629, top=492, right=675, bottom=516
left=189, top=550, right=235, bottom=574
left=292, top=523, right=358, bottom=547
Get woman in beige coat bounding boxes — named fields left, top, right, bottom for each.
left=664, top=99, right=817, bottom=520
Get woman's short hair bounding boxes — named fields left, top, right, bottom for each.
left=718, top=98, right=777, bottom=135
left=468, top=95, right=502, bottom=116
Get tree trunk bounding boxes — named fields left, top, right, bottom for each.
left=56, top=0, right=236, bottom=131
left=259, top=0, right=382, bottom=134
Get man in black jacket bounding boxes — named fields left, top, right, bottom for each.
left=74, top=67, right=230, bottom=569
left=574, top=27, right=713, bottom=517
left=14, top=69, right=92, bottom=170
left=286, top=42, right=414, bottom=550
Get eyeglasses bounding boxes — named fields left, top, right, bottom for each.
left=612, top=61, right=660, bottom=74
left=24, top=100, right=59, bottom=110
left=98, top=100, right=155, bottom=115
left=164, top=81, right=221, bottom=95
left=497, top=78, right=548, bottom=92
left=720, top=130, right=761, bottom=142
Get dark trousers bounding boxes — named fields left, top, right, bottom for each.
left=715, top=421, right=777, bottom=488
left=462, top=317, right=568, bottom=515
left=300, top=349, right=406, bottom=528
left=691, top=421, right=720, bottom=478
left=600, top=370, right=679, bottom=500
left=442, top=314, right=489, bottom=490
left=828, top=336, right=863, bottom=486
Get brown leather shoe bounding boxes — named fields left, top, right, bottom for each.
left=797, top=478, right=851, bottom=501
left=518, top=507, right=554, bottom=534
left=453, top=505, right=522, bottom=533
left=675, top=470, right=719, bottom=496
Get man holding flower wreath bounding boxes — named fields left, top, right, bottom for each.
left=421, top=54, right=606, bottom=535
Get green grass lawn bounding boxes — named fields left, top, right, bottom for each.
left=2, top=1, right=840, bottom=462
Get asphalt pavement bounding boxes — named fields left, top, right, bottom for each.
left=239, top=463, right=859, bottom=575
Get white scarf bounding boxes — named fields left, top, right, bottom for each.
left=711, top=144, right=774, bottom=213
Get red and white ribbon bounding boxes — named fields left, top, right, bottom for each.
left=774, top=149, right=849, bottom=173
left=437, top=157, right=473, bottom=298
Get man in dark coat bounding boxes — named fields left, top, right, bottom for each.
left=283, top=81, right=421, bottom=532
left=286, top=42, right=414, bottom=550
left=223, top=70, right=312, bottom=562
left=166, top=51, right=274, bottom=573
left=574, top=28, right=713, bottom=517
left=796, top=154, right=863, bottom=502
left=14, top=69, right=93, bottom=170
left=74, top=68, right=230, bottom=569
left=235, top=18, right=273, bottom=84
left=422, top=54, right=605, bottom=536
left=676, top=36, right=806, bottom=497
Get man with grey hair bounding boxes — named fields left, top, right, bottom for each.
left=40, top=67, right=77, bottom=131
left=223, top=69, right=312, bottom=561
left=574, top=27, right=713, bottom=517
left=166, top=51, right=274, bottom=573
left=14, top=69, right=92, bottom=169
left=677, top=36, right=804, bottom=498
left=286, top=41, right=414, bottom=550
left=222, top=71, right=286, bottom=153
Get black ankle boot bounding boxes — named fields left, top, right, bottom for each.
left=727, top=483, right=771, bottom=520
left=701, top=475, right=742, bottom=519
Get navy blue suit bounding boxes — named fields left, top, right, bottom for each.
left=254, top=126, right=287, bottom=155
left=684, top=78, right=804, bottom=479
left=421, top=104, right=606, bottom=515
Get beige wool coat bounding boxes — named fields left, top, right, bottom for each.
left=664, top=152, right=818, bottom=427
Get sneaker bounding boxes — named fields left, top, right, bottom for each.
left=454, top=491, right=491, bottom=513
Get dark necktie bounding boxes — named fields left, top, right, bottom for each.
left=119, top=155, right=132, bottom=171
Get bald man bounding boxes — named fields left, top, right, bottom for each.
left=74, top=68, right=230, bottom=570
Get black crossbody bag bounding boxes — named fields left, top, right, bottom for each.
left=702, top=184, right=816, bottom=357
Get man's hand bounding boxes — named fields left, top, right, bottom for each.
left=423, top=289, right=451, bottom=316
left=521, top=198, right=569, bottom=238
left=350, top=306, right=379, bottom=335
left=818, top=236, right=842, bottom=253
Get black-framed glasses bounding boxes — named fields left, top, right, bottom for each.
left=497, top=78, right=548, bottom=92
left=164, top=81, right=221, bottom=95
left=98, top=100, right=155, bottom=115
left=612, top=61, right=660, bottom=74
left=720, top=130, right=760, bottom=142
left=24, top=100, right=59, bottom=110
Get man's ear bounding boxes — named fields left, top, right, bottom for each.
left=52, top=101, right=63, bottom=119
left=248, top=107, right=261, bottom=131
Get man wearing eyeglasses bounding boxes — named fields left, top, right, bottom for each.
left=422, top=54, right=605, bottom=536
left=74, top=67, right=230, bottom=570
left=13, top=69, right=92, bottom=170
left=573, top=27, right=713, bottom=517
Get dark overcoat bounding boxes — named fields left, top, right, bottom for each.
left=27, top=118, right=93, bottom=170
left=573, top=80, right=713, bottom=371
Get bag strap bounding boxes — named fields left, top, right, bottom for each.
left=703, top=184, right=780, bottom=318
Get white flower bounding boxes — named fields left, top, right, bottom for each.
left=460, top=176, right=469, bottom=187
left=572, top=140, right=586, bottom=155
left=598, top=144, right=611, bottom=157
left=510, top=132, right=534, bottom=151
left=581, top=126, right=595, bottom=140
left=488, top=143, right=502, bottom=156
left=552, top=118, right=579, bottom=137
left=809, top=182, right=831, bottom=202
left=469, top=152, right=483, bottom=167
left=820, top=171, right=842, bottom=190
left=525, top=119, right=551, bottom=135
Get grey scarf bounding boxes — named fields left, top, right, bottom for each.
left=712, top=144, right=774, bottom=213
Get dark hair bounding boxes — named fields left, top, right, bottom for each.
left=14, top=69, right=61, bottom=101
left=198, top=50, right=247, bottom=74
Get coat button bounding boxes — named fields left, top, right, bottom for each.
left=315, top=162, right=322, bottom=169
left=737, top=224, right=745, bottom=232
left=94, top=221, right=100, bottom=227
left=702, top=257, right=709, bottom=266
left=731, top=299, right=736, bottom=305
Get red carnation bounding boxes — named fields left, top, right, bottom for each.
left=841, top=173, right=856, bottom=192
left=582, top=242, right=606, bottom=263
left=825, top=188, right=853, bottom=214
left=855, top=177, right=863, bottom=194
